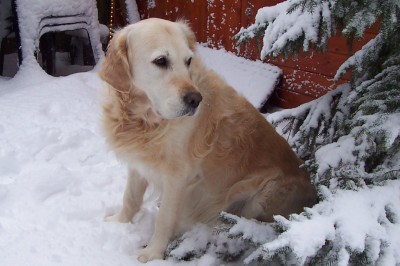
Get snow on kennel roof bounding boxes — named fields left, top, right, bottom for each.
left=14, top=0, right=103, bottom=66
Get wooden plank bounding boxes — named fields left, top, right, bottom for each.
left=268, top=88, right=316, bottom=109
left=278, top=66, right=335, bottom=97
left=327, top=31, right=377, bottom=56
left=205, top=0, right=242, bottom=50
left=136, top=0, right=207, bottom=43
left=270, top=65, right=349, bottom=107
left=268, top=51, right=350, bottom=79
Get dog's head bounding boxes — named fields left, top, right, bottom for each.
left=100, top=18, right=202, bottom=120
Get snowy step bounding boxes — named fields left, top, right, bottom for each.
left=197, top=45, right=282, bottom=109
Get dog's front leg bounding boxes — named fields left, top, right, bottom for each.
left=136, top=176, right=185, bottom=263
left=105, top=168, right=148, bottom=223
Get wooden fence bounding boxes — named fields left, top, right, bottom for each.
left=134, top=0, right=377, bottom=108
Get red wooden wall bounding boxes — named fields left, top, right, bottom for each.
left=134, top=0, right=377, bottom=108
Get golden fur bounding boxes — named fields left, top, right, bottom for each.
left=99, top=18, right=317, bottom=262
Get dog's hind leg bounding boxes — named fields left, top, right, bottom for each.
left=225, top=171, right=316, bottom=222
left=224, top=169, right=286, bottom=222
left=105, top=168, right=148, bottom=223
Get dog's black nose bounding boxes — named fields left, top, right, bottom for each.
left=183, top=91, right=203, bottom=109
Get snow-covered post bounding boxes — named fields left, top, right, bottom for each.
left=124, top=0, right=140, bottom=24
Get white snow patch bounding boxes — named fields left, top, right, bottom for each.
left=315, top=136, right=356, bottom=176
left=253, top=180, right=400, bottom=264
left=197, top=45, right=281, bottom=109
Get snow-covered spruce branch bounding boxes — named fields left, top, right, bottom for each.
left=269, top=62, right=400, bottom=187
left=334, top=34, right=383, bottom=82
left=236, top=0, right=399, bottom=65
left=166, top=213, right=278, bottom=262
left=242, top=180, right=400, bottom=265
left=235, top=0, right=336, bottom=59
left=268, top=84, right=351, bottom=163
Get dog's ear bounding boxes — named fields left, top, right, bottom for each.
left=176, top=20, right=197, bottom=51
left=99, top=29, right=132, bottom=93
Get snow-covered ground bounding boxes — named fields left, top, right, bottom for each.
left=0, top=46, right=280, bottom=265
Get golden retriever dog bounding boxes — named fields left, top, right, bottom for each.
left=99, top=18, right=317, bottom=262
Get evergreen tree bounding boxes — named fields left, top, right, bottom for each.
left=167, top=0, right=400, bottom=264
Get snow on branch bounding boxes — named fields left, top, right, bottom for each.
left=244, top=180, right=400, bottom=265
left=269, top=65, right=400, bottom=186
left=334, top=34, right=383, bottom=81
left=235, top=0, right=335, bottom=59
left=267, top=84, right=351, bottom=162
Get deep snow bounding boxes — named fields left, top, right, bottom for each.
left=0, top=46, right=280, bottom=265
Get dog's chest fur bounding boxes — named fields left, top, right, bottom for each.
left=110, top=109, right=200, bottom=185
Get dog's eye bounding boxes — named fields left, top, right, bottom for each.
left=186, top=57, right=192, bottom=67
left=153, top=56, right=168, bottom=68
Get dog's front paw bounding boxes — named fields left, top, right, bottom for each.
left=104, top=213, right=131, bottom=223
left=136, top=247, right=164, bottom=263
